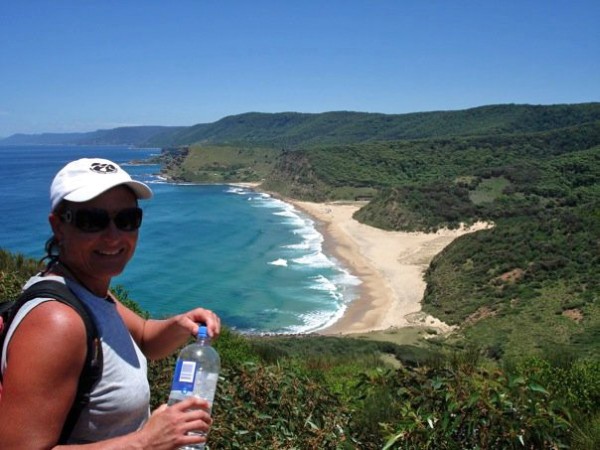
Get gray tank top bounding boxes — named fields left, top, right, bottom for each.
left=1, top=275, right=150, bottom=443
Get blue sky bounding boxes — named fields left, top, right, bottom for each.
left=1, top=0, right=598, bottom=137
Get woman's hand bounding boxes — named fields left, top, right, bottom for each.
left=137, top=397, right=213, bottom=449
left=175, top=307, right=221, bottom=339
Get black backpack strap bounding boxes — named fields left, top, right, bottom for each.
left=0, top=301, right=17, bottom=373
left=2, top=280, right=103, bottom=443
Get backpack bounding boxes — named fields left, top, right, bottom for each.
left=0, top=280, right=103, bottom=443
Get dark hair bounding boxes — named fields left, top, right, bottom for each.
left=40, top=236, right=60, bottom=271
left=40, top=201, right=67, bottom=271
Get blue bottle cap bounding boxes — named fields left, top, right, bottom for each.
left=198, top=325, right=208, bottom=338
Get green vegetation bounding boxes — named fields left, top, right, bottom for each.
left=2, top=251, right=599, bottom=448
left=158, top=103, right=599, bottom=365
left=259, top=111, right=599, bottom=365
left=0, top=248, right=42, bottom=298
left=422, top=201, right=600, bottom=361
left=469, top=176, right=511, bottom=205
left=147, top=103, right=600, bottom=148
left=161, top=144, right=279, bottom=183
left=147, top=323, right=599, bottom=449
left=264, top=120, right=599, bottom=212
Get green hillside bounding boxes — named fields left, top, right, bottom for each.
left=161, top=144, right=279, bottom=183
left=262, top=123, right=600, bottom=361
left=148, top=102, right=600, bottom=148
left=160, top=103, right=600, bottom=363
left=3, top=103, right=598, bottom=149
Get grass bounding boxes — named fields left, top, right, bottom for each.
left=454, top=282, right=599, bottom=361
left=468, top=176, right=511, bottom=204
left=341, top=326, right=433, bottom=346
left=168, top=144, right=280, bottom=182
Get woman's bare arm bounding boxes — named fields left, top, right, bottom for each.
left=0, top=301, right=86, bottom=448
left=113, top=295, right=220, bottom=360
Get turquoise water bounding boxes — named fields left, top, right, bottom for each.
left=0, top=146, right=359, bottom=333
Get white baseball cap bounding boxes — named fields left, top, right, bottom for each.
left=50, top=158, right=153, bottom=211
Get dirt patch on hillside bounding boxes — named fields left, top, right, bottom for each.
left=562, top=308, right=584, bottom=323
left=465, top=306, right=497, bottom=326
left=498, top=268, right=525, bottom=284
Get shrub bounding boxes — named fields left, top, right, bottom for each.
left=209, top=361, right=353, bottom=449
left=350, top=353, right=573, bottom=449
left=0, top=249, right=40, bottom=299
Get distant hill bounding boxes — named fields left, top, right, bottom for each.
left=146, top=103, right=600, bottom=148
left=0, top=125, right=184, bottom=147
left=3, top=103, right=599, bottom=149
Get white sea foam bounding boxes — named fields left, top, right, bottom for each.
left=284, top=305, right=349, bottom=334
left=292, top=252, right=334, bottom=268
left=273, top=209, right=304, bottom=225
left=332, top=267, right=362, bottom=287
left=270, top=267, right=360, bottom=335
left=246, top=193, right=277, bottom=206
left=161, top=180, right=197, bottom=185
left=309, top=303, right=349, bottom=332
left=268, top=258, right=288, bottom=267
left=285, top=223, right=323, bottom=256
left=309, top=274, right=338, bottom=292
left=248, top=196, right=328, bottom=259
left=147, top=177, right=169, bottom=184
left=272, top=207, right=296, bottom=216
left=283, top=241, right=311, bottom=250
left=226, top=186, right=248, bottom=195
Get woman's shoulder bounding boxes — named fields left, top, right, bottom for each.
left=18, top=274, right=90, bottom=334
left=6, top=275, right=88, bottom=359
left=13, top=275, right=86, bottom=340
left=11, top=298, right=87, bottom=354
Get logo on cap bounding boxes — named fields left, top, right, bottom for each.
left=90, top=162, right=118, bottom=174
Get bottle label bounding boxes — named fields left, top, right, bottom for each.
left=171, top=359, right=197, bottom=394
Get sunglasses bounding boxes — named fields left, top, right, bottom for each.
left=61, top=207, right=143, bottom=233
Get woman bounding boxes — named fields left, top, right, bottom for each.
left=0, top=158, right=221, bottom=448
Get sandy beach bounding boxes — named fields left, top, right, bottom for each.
left=287, top=200, right=492, bottom=336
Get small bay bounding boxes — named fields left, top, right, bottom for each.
left=0, top=145, right=359, bottom=333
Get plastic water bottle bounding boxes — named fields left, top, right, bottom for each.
left=167, top=325, right=220, bottom=450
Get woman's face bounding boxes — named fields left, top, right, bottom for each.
left=50, top=186, right=140, bottom=294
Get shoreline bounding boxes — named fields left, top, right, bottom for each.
left=218, top=182, right=492, bottom=336
left=286, top=199, right=492, bottom=336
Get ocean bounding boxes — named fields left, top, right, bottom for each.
left=0, top=145, right=359, bottom=334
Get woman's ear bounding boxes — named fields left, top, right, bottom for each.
left=49, top=212, right=64, bottom=241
